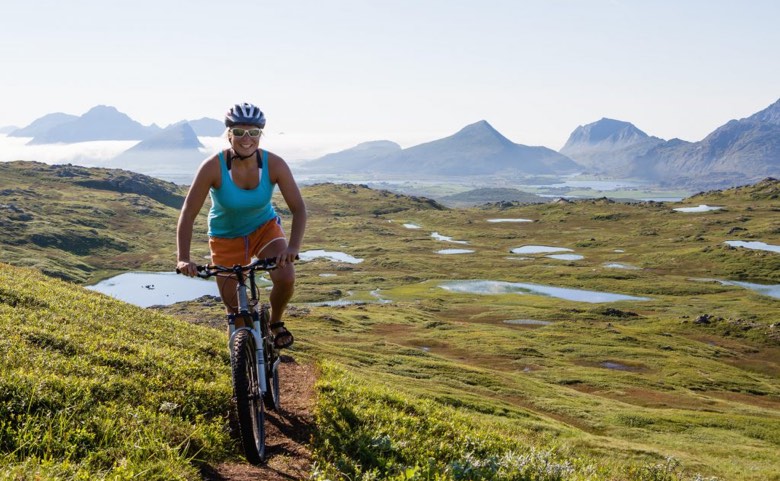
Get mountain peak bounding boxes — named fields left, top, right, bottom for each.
left=451, top=120, right=514, bottom=147
left=457, top=119, right=499, bottom=134
left=561, top=118, right=650, bottom=150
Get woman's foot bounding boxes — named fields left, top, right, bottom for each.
left=270, top=322, right=294, bottom=349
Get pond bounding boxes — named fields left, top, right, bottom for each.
left=504, top=319, right=552, bottom=326
left=719, top=280, right=780, bottom=299
left=673, top=204, right=723, bottom=213
left=437, top=249, right=475, bottom=255
left=403, top=223, right=422, bottom=229
left=87, top=272, right=223, bottom=308
left=431, top=232, right=469, bottom=244
left=299, top=249, right=364, bottom=264
left=603, top=263, right=640, bottom=270
left=546, top=254, right=584, bottom=261
left=486, top=218, right=533, bottom=223
left=724, top=240, right=780, bottom=254
left=511, top=245, right=573, bottom=254
left=439, top=280, right=650, bottom=303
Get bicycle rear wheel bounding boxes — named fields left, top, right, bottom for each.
left=231, top=329, right=266, bottom=464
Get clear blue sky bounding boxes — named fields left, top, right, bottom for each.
left=1, top=0, right=778, bottom=150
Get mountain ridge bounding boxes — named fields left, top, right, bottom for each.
left=302, top=120, right=581, bottom=177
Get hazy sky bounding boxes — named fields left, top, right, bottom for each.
left=1, top=0, right=778, bottom=152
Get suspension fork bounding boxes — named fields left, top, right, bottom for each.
left=229, top=269, right=268, bottom=397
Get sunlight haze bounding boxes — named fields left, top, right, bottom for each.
left=1, top=0, right=778, bottom=153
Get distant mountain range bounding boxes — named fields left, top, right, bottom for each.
left=560, top=99, right=780, bottom=189
left=7, top=105, right=223, bottom=144
left=107, top=121, right=207, bottom=185
left=301, top=98, right=780, bottom=189
left=6, top=99, right=779, bottom=190
left=300, top=120, right=580, bottom=178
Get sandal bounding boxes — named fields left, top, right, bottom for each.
left=270, top=322, right=294, bottom=349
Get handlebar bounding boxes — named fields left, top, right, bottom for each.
left=176, top=255, right=298, bottom=279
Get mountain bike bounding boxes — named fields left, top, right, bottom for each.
left=179, top=256, right=286, bottom=464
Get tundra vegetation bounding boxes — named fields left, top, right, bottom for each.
left=0, top=161, right=778, bottom=480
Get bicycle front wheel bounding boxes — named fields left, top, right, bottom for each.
left=231, top=329, right=266, bottom=464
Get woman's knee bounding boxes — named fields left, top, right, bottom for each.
left=272, top=269, right=295, bottom=291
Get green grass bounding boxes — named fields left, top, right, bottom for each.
left=0, top=264, right=233, bottom=480
left=2, top=162, right=779, bottom=479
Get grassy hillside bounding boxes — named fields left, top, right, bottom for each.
left=1, top=162, right=779, bottom=479
left=0, top=161, right=201, bottom=284
left=0, top=263, right=232, bottom=480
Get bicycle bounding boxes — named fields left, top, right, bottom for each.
left=178, top=256, right=288, bottom=464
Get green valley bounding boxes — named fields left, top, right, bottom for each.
left=1, top=161, right=778, bottom=480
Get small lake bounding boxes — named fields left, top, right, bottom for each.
left=719, top=280, right=780, bottom=299
left=531, top=179, right=644, bottom=190
left=87, top=272, right=222, bottom=308
left=673, top=204, right=723, bottom=213
left=724, top=240, right=780, bottom=254
left=504, top=319, right=552, bottom=326
left=603, top=263, right=640, bottom=270
left=546, top=254, right=584, bottom=261
left=431, top=232, right=469, bottom=244
left=511, top=245, right=573, bottom=254
left=299, top=249, right=364, bottom=264
left=439, top=280, right=650, bottom=303
left=486, top=218, right=533, bottom=223
left=437, top=249, right=475, bottom=255
left=403, top=223, right=422, bottom=229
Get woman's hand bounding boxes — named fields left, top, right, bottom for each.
left=276, top=247, right=299, bottom=268
left=176, top=260, right=198, bottom=277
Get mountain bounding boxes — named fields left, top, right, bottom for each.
left=26, top=105, right=161, bottom=144
left=120, top=121, right=204, bottom=151
left=559, top=118, right=665, bottom=176
left=560, top=99, right=780, bottom=188
left=311, top=140, right=402, bottom=171
left=8, top=112, right=79, bottom=137
left=0, top=125, right=19, bottom=134
left=302, top=120, right=581, bottom=178
left=188, top=117, right=225, bottom=136
left=109, top=121, right=206, bottom=185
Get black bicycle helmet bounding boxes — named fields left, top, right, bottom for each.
left=224, top=102, right=266, bottom=128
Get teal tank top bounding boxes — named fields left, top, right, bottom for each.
left=208, top=150, right=277, bottom=238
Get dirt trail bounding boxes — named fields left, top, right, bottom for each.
left=199, top=358, right=317, bottom=481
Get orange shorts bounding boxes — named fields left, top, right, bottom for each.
left=209, top=216, right=286, bottom=267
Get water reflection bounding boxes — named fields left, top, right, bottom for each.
left=431, top=232, right=469, bottom=244
left=603, top=263, right=640, bottom=270
left=504, top=319, right=552, bottom=326
left=439, top=280, right=649, bottom=303
left=719, top=280, right=780, bottom=299
left=87, top=272, right=221, bottom=307
left=299, top=249, right=364, bottom=264
left=511, top=245, right=573, bottom=254
left=673, top=204, right=723, bottom=213
left=724, top=240, right=780, bottom=253
left=546, top=254, right=584, bottom=261
left=437, top=249, right=475, bottom=255
left=487, top=218, right=533, bottom=223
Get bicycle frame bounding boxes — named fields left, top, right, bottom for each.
left=183, top=257, right=283, bottom=403
left=226, top=266, right=273, bottom=401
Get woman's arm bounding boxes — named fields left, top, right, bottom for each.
left=176, top=155, right=219, bottom=276
left=269, top=153, right=307, bottom=267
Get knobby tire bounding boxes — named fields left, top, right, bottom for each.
left=232, top=329, right=266, bottom=464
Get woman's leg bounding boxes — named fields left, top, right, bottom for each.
left=258, top=239, right=295, bottom=347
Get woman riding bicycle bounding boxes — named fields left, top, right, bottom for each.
left=176, top=102, right=306, bottom=349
